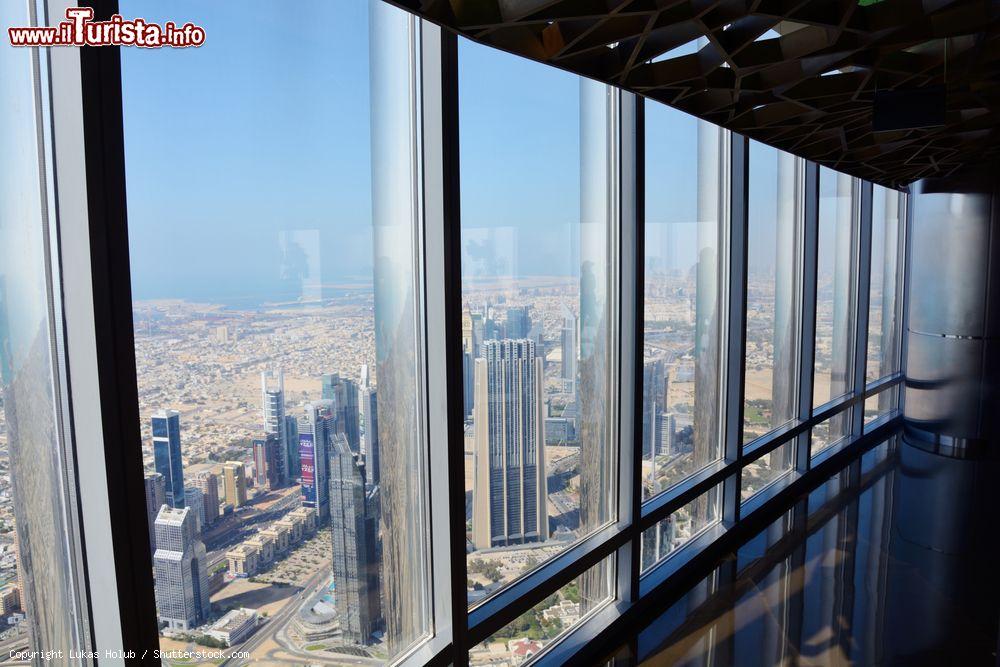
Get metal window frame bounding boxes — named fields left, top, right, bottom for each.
left=60, top=2, right=913, bottom=665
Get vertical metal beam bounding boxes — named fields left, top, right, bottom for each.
left=851, top=181, right=874, bottom=436
left=619, top=92, right=642, bottom=606
left=724, top=133, right=749, bottom=526
left=75, top=0, right=160, bottom=657
left=797, top=162, right=820, bottom=471
left=418, top=22, right=468, bottom=667
left=898, top=190, right=911, bottom=416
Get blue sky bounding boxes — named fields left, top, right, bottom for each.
left=121, top=1, right=788, bottom=302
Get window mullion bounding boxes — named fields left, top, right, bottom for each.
left=797, top=162, right=820, bottom=472
left=851, top=181, right=874, bottom=437
left=724, top=133, right=749, bottom=525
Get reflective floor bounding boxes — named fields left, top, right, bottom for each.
left=609, top=433, right=1000, bottom=666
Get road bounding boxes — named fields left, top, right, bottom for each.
left=223, top=564, right=330, bottom=666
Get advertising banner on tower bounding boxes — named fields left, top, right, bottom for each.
left=299, top=433, right=316, bottom=505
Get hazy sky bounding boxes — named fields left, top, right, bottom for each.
left=120, top=1, right=804, bottom=302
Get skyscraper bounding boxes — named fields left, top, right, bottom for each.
left=252, top=433, right=281, bottom=490
left=560, top=310, right=577, bottom=394
left=152, top=410, right=184, bottom=508
left=461, top=310, right=478, bottom=420
left=472, top=339, right=547, bottom=549
left=261, top=370, right=289, bottom=488
left=183, top=487, right=204, bottom=533
left=144, top=472, right=166, bottom=552
left=505, top=305, right=531, bottom=339
left=153, top=506, right=210, bottom=631
left=642, top=359, right=668, bottom=459
left=284, top=415, right=300, bottom=482
left=192, top=472, right=219, bottom=526
left=328, top=434, right=381, bottom=644
left=358, top=365, right=380, bottom=487
left=322, top=373, right=361, bottom=453
left=299, top=400, right=334, bottom=524
left=221, top=461, right=247, bottom=508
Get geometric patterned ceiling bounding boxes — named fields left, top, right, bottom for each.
left=389, top=0, right=1000, bottom=188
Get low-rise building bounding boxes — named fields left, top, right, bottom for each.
left=262, top=523, right=289, bottom=555
left=288, top=506, right=316, bottom=535
left=277, top=516, right=301, bottom=544
left=245, top=534, right=274, bottom=568
left=0, top=586, right=20, bottom=615
left=226, top=544, right=259, bottom=578
left=206, top=607, right=258, bottom=646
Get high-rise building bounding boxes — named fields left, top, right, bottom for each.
left=261, top=370, right=289, bottom=488
left=299, top=400, right=334, bottom=524
left=328, top=434, right=381, bottom=644
left=560, top=310, right=578, bottom=394
left=192, top=472, right=219, bottom=526
left=143, top=472, right=166, bottom=552
left=152, top=410, right=184, bottom=508
left=284, top=415, right=300, bottom=482
left=252, top=433, right=281, bottom=490
left=322, top=373, right=360, bottom=454
left=183, top=487, right=204, bottom=533
left=461, top=310, right=478, bottom=420
left=642, top=359, right=668, bottom=458
left=153, top=506, right=210, bottom=631
left=658, top=413, right=677, bottom=457
left=505, top=305, right=531, bottom=339
left=358, top=365, right=380, bottom=487
left=221, top=461, right=247, bottom=508
left=472, top=339, right=547, bottom=549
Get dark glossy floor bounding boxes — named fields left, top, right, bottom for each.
left=608, top=434, right=1000, bottom=666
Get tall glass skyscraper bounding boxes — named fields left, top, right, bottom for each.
left=252, top=433, right=282, bottom=490
left=322, top=373, right=361, bottom=453
left=144, top=472, right=166, bottom=552
left=358, top=365, right=380, bottom=487
left=261, top=370, right=290, bottom=488
left=472, top=339, right=547, bottom=549
left=299, top=400, right=335, bottom=524
left=152, top=410, right=184, bottom=508
left=328, top=433, right=382, bottom=644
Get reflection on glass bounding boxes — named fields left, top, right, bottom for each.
left=0, top=1, right=91, bottom=655
left=460, top=39, right=617, bottom=605
left=867, top=186, right=903, bottom=384
left=469, top=556, right=614, bottom=665
left=122, top=1, right=430, bottom=661
left=641, top=486, right=721, bottom=573
left=863, top=387, right=898, bottom=431
left=642, top=103, right=726, bottom=499
left=811, top=411, right=851, bottom=456
left=743, top=142, right=801, bottom=444
left=741, top=443, right=794, bottom=501
left=813, top=168, right=858, bottom=422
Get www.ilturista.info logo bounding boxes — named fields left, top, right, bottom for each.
left=8, top=7, right=205, bottom=48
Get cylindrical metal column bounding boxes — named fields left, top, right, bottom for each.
left=904, top=171, right=1000, bottom=455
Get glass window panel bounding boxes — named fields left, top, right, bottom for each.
left=640, top=485, right=721, bottom=573
left=867, top=186, right=903, bottom=384
left=813, top=168, right=858, bottom=452
left=741, top=443, right=794, bottom=502
left=743, top=142, right=802, bottom=444
left=122, top=1, right=431, bottom=660
left=863, top=386, right=899, bottom=432
left=642, top=103, right=727, bottom=499
left=1, top=2, right=92, bottom=652
left=469, top=556, right=614, bottom=665
left=459, top=39, right=617, bottom=604
left=811, top=410, right=851, bottom=456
